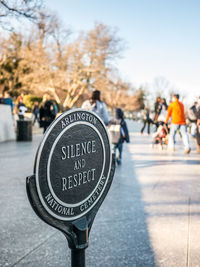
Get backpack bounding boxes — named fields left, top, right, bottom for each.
left=188, top=106, right=197, bottom=122
left=107, top=119, right=121, bottom=144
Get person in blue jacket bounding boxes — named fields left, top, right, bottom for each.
left=113, top=108, right=130, bottom=165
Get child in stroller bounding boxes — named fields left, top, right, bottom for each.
left=152, top=122, right=169, bottom=150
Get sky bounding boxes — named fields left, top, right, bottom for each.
left=45, top=0, right=200, bottom=103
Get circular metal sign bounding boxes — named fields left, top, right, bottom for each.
left=34, top=109, right=112, bottom=221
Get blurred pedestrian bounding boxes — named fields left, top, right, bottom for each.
left=16, top=95, right=23, bottom=104
left=188, top=101, right=198, bottom=138
left=195, top=97, right=200, bottom=152
left=82, top=90, right=109, bottom=125
left=53, top=101, right=58, bottom=117
left=39, top=94, right=56, bottom=133
left=157, top=98, right=168, bottom=123
left=108, top=108, right=130, bottom=165
left=17, top=98, right=27, bottom=120
left=165, top=94, right=191, bottom=154
left=154, top=97, right=162, bottom=123
left=4, top=90, right=14, bottom=113
left=32, top=101, right=39, bottom=125
left=140, top=107, right=154, bottom=135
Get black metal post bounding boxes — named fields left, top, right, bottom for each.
left=69, top=217, right=88, bottom=267
left=71, top=248, right=86, bottom=267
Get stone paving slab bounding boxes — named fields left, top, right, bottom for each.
left=0, top=121, right=200, bottom=267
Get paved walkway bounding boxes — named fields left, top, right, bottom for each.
left=129, top=123, right=200, bottom=267
left=0, top=121, right=200, bottom=267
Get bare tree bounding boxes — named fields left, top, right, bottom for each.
left=0, top=0, right=43, bottom=19
left=0, top=19, right=143, bottom=111
left=152, top=76, right=177, bottom=100
left=45, top=23, right=124, bottom=110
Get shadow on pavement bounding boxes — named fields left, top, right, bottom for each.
left=87, top=143, right=157, bottom=266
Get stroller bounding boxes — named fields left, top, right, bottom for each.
left=152, top=122, right=169, bottom=150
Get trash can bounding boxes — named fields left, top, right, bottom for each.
left=16, top=120, right=32, bottom=141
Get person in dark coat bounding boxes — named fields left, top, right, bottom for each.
left=39, top=94, right=56, bottom=133
left=113, top=108, right=130, bottom=165
left=32, top=101, right=40, bottom=125
left=140, top=107, right=154, bottom=134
